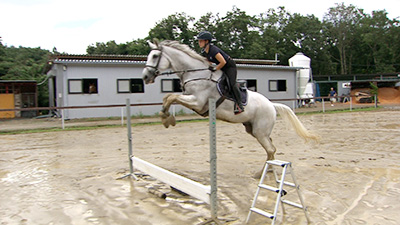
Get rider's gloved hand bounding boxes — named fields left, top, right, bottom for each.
left=208, top=65, right=216, bottom=72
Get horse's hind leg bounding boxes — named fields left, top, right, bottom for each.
left=256, top=135, right=276, bottom=161
left=252, top=124, right=277, bottom=178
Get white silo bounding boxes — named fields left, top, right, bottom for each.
left=288, top=52, right=312, bottom=98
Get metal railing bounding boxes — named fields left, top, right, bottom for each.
left=0, top=94, right=381, bottom=130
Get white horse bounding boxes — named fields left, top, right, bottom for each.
left=142, top=40, right=318, bottom=161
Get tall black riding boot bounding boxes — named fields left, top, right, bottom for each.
left=232, top=84, right=244, bottom=114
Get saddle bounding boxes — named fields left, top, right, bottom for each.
left=216, top=75, right=248, bottom=106
left=196, top=73, right=248, bottom=117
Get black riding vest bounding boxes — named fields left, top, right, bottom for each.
left=204, top=45, right=231, bottom=67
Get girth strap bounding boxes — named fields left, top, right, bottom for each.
left=198, top=96, right=226, bottom=117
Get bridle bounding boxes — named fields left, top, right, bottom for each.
left=145, top=43, right=227, bottom=116
left=145, top=47, right=163, bottom=78
left=145, top=46, right=210, bottom=78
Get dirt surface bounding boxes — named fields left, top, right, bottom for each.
left=1, top=108, right=400, bottom=224
left=351, top=87, right=400, bottom=104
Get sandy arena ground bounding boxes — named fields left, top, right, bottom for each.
left=1, top=109, right=400, bottom=224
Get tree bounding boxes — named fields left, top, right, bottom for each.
left=211, top=6, right=261, bottom=58
left=148, top=13, right=195, bottom=47
left=257, top=7, right=291, bottom=62
left=193, top=12, right=220, bottom=51
left=323, top=3, right=364, bottom=74
left=282, top=13, right=334, bottom=74
left=87, top=40, right=122, bottom=55
left=0, top=45, right=51, bottom=107
left=360, top=10, right=397, bottom=73
left=388, top=19, right=400, bottom=72
left=84, top=4, right=399, bottom=75
left=125, top=39, right=151, bottom=55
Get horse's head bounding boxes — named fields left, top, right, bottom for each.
left=142, top=40, right=170, bottom=84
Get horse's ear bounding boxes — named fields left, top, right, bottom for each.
left=147, top=40, right=157, bottom=49
left=153, top=38, right=160, bottom=46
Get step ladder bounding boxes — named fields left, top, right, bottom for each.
left=246, top=160, right=310, bottom=224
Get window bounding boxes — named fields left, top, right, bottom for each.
left=246, top=79, right=257, bottom=92
left=269, top=80, right=287, bottom=92
left=68, top=79, right=98, bottom=94
left=117, top=79, right=144, bottom=93
left=68, top=80, right=83, bottom=93
left=161, top=79, right=182, bottom=92
left=0, top=84, right=13, bottom=94
left=131, top=79, right=144, bottom=93
left=117, top=80, right=130, bottom=93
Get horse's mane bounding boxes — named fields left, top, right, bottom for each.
left=159, top=40, right=208, bottom=64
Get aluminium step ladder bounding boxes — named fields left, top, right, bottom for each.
left=246, top=160, right=310, bottom=224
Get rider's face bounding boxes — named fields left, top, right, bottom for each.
left=198, top=40, right=207, bottom=48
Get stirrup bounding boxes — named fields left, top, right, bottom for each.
left=234, top=103, right=244, bottom=114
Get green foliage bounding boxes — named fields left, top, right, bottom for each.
left=148, top=13, right=196, bottom=48
left=86, top=39, right=151, bottom=55
left=86, top=4, right=398, bottom=75
left=369, top=82, right=379, bottom=101
left=0, top=42, right=51, bottom=107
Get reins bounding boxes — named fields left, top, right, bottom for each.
left=145, top=42, right=227, bottom=116
left=145, top=44, right=220, bottom=88
left=158, top=68, right=209, bottom=76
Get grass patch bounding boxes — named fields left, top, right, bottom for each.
left=0, top=118, right=208, bottom=135
left=1, top=106, right=384, bottom=135
left=295, top=106, right=381, bottom=116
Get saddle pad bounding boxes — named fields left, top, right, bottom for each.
left=216, top=75, right=248, bottom=106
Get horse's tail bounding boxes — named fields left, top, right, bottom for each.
left=273, top=103, right=320, bottom=142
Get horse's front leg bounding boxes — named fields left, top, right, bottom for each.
left=160, top=93, right=173, bottom=116
left=159, top=93, right=176, bottom=128
left=159, top=94, right=200, bottom=128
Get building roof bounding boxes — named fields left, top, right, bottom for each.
left=233, top=58, right=279, bottom=65
left=50, top=54, right=290, bottom=68
left=51, top=54, right=147, bottom=65
left=313, top=73, right=400, bottom=82
left=237, top=64, right=300, bottom=70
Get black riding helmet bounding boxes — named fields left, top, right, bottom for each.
left=197, top=31, right=213, bottom=41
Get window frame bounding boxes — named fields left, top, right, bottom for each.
left=68, top=79, right=83, bottom=94
left=68, top=78, right=98, bottom=94
left=130, top=78, right=145, bottom=93
left=269, top=80, right=287, bottom=92
left=161, top=79, right=182, bottom=93
left=117, top=79, right=131, bottom=93
left=117, top=78, right=145, bottom=93
left=245, top=79, right=257, bottom=92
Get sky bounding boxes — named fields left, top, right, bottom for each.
left=1, top=0, right=398, bottom=54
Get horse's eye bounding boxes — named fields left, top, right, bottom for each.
left=153, top=54, right=159, bottom=59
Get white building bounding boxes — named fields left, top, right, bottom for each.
left=47, top=55, right=303, bottom=119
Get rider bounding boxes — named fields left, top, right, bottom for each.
left=196, top=31, right=244, bottom=114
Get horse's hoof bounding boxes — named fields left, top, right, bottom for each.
left=161, top=117, right=170, bottom=128
left=159, top=111, right=170, bottom=119
left=267, top=154, right=275, bottom=161
left=168, top=115, right=176, bottom=126
left=161, top=115, right=176, bottom=128
left=253, top=171, right=262, bottom=179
